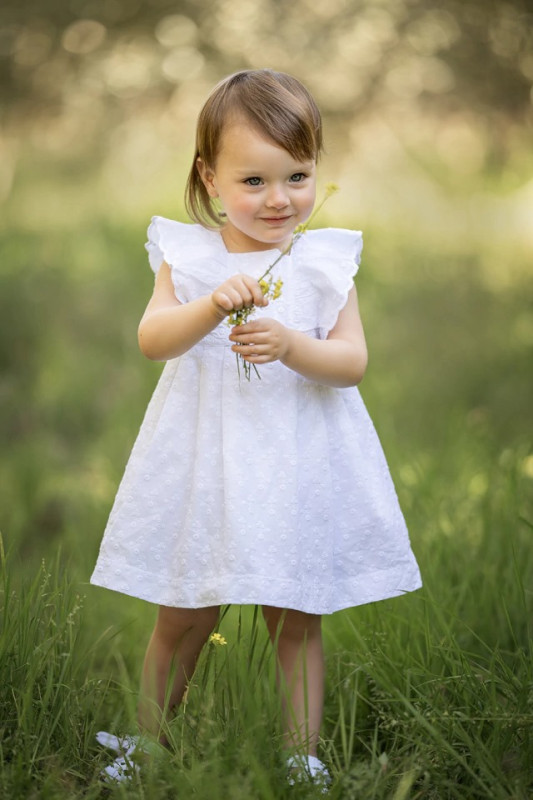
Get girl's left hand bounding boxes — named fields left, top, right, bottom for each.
left=229, top=318, right=291, bottom=364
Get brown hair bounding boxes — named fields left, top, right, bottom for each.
left=185, top=69, right=323, bottom=227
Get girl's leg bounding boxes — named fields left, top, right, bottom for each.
left=262, top=605, right=324, bottom=756
left=139, top=604, right=220, bottom=741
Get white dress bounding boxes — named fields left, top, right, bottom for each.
left=90, top=218, right=422, bottom=615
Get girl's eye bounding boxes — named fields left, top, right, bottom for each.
left=244, top=177, right=262, bottom=186
left=290, top=173, right=306, bottom=183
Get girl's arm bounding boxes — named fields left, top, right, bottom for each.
left=228, top=287, right=368, bottom=388
left=138, top=262, right=267, bottom=361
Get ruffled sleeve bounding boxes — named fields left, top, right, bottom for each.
left=145, top=216, right=226, bottom=303
left=292, top=228, right=363, bottom=338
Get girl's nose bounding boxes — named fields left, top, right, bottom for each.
left=266, top=185, right=289, bottom=209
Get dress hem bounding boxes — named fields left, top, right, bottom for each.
left=89, top=565, right=422, bottom=616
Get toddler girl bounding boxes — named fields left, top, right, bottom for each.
left=91, top=68, right=421, bottom=788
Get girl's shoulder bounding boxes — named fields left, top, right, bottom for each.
left=291, top=228, right=364, bottom=337
left=145, top=216, right=220, bottom=274
left=297, top=227, right=363, bottom=265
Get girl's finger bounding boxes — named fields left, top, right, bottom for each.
left=241, top=276, right=268, bottom=307
left=234, top=280, right=255, bottom=306
left=242, top=352, right=270, bottom=364
left=230, top=320, right=268, bottom=336
left=229, top=332, right=267, bottom=345
left=231, top=342, right=265, bottom=354
left=216, top=292, right=234, bottom=311
left=227, top=288, right=252, bottom=309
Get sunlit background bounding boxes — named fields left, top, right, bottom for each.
left=2, top=0, right=532, bottom=247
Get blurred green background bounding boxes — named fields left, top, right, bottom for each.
left=1, top=0, right=532, bottom=597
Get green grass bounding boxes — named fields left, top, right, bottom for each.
left=1, top=216, right=532, bottom=797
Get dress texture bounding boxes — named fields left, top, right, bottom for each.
left=90, top=218, right=422, bottom=614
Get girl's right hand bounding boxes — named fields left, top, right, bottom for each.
left=211, top=274, right=268, bottom=318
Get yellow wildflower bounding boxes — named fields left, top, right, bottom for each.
left=209, top=632, right=227, bottom=646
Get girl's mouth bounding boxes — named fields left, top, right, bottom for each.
left=261, top=215, right=292, bottom=225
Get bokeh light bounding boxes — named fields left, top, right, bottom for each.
left=0, top=0, right=531, bottom=250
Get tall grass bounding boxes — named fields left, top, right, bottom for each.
left=0, top=540, right=106, bottom=797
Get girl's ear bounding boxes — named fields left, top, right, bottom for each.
left=196, top=158, right=218, bottom=198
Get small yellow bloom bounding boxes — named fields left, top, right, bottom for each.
left=209, top=632, right=227, bottom=646
left=259, top=278, right=270, bottom=294
left=325, top=182, right=339, bottom=196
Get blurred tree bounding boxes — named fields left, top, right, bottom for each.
left=0, top=0, right=531, bottom=183
left=1, top=0, right=531, bottom=118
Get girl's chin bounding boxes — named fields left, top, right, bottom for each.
left=223, top=223, right=294, bottom=252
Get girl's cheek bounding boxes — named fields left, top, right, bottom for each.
left=237, top=196, right=257, bottom=212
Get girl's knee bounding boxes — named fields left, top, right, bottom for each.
left=155, top=604, right=220, bottom=644
left=262, top=605, right=322, bottom=642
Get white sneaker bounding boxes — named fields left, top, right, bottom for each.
left=96, top=730, right=144, bottom=784
left=96, top=730, right=140, bottom=756
left=287, top=754, right=331, bottom=793
left=101, top=754, right=140, bottom=784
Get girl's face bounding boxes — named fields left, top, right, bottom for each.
left=198, top=117, right=317, bottom=253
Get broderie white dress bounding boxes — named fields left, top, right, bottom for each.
left=90, top=218, right=422, bottom=614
